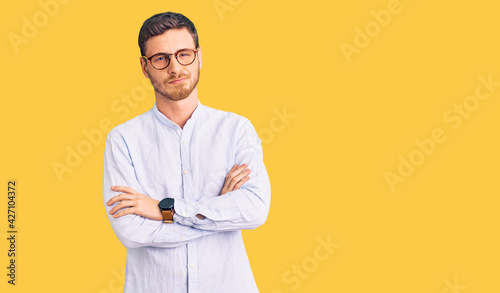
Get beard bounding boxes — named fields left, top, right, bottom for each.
left=150, top=69, right=200, bottom=102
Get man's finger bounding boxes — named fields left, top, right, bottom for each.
left=233, top=164, right=247, bottom=175
left=107, top=195, right=122, bottom=206
left=106, top=193, right=134, bottom=206
left=222, top=164, right=241, bottom=189
left=233, top=175, right=250, bottom=190
left=112, top=206, right=136, bottom=218
left=228, top=164, right=239, bottom=174
left=111, top=186, right=137, bottom=194
left=224, top=165, right=238, bottom=179
left=226, top=164, right=247, bottom=179
left=225, top=164, right=248, bottom=186
left=228, top=169, right=251, bottom=190
left=109, top=200, right=134, bottom=215
left=220, top=164, right=250, bottom=195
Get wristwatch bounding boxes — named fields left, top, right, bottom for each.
left=158, top=198, right=175, bottom=223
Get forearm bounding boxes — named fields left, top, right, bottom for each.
left=173, top=120, right=271, bottom=232
left=103, top=181, right=219, bottom=248
left=103, top=133, right=217, bottom=248
left=104, top=207, right=216, bottom=248
left=173, top=167, right=271, bottom=232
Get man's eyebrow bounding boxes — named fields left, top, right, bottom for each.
left=153, top=48, right=197, bottom=54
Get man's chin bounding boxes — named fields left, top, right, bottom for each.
left=156, top=88, right=192, bottom=102
left=167, top=94, right=190, bottom=101
left=153, top=75, right=199, bottom=102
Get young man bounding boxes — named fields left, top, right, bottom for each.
left=102, top=12, right=271, bottom=293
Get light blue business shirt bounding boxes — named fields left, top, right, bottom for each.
left=102, top=101, right=271, bottom=293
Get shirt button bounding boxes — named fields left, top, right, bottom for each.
left=182, top=140, right=188, bottom=144
left=183, top=170, right=189, bottom=175
left=189, top=264, right=194, bottom=269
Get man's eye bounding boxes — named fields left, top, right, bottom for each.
left=155, top=56, right=165, bottom=62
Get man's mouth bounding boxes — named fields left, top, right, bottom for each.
left=168, top=77, right=187, bottom=84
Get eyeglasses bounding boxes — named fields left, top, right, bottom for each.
left=142, top=48, right=198, bottom=70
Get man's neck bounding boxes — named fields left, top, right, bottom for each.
left=156, top=89, right=199, bottom=129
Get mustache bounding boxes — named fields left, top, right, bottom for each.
left=167, top=74, right=190, bottom=83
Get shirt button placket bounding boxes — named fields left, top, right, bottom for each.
left=180, top=133, right=190, bottom=195
left=180, top=129, right=196, bottom=292
left=187, top=241, right=198, bottom=293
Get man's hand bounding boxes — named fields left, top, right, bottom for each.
left=107, top=186, right=162, bottom=221
left=220, top=164, right=251, bottom=195
left=196, top=164, right=251, bottom=219
left=107, top=164, right=250, bottom=221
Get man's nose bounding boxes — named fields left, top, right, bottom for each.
left=167, top=57, right=183, bottom=74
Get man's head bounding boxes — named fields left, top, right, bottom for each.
left=138, top=12, right=199, bottom=57
left=139, top=12, right=201, bottom=102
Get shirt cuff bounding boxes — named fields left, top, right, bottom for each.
left=174, top=196, right=241, bottom=223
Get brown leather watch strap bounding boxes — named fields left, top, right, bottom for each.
left=161, top=209, right=174, bottom=223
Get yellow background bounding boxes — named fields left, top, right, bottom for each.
left=1, top=0, right=499, bottom=292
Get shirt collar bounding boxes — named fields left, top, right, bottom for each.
left=152, top=100, right=203, bottom=129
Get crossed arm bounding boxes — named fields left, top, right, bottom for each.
left=106, top=164, right=251, bottom=221
left=103, top=120, right=270, bottom=248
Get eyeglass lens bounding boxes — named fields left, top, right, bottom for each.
left=150, top=49, right=196, bottom=69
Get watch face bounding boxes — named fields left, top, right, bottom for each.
left=159, top=198, right=174, bottom=210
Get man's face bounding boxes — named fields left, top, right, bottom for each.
left=140, top=28, right=201, bottom=102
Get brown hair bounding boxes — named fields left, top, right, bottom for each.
left=138, top=12, right=199, bottom=57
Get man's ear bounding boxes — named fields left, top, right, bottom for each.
left=197, top=47, right=202, bottom=70
left=140, top=57, right=150, bottom=79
